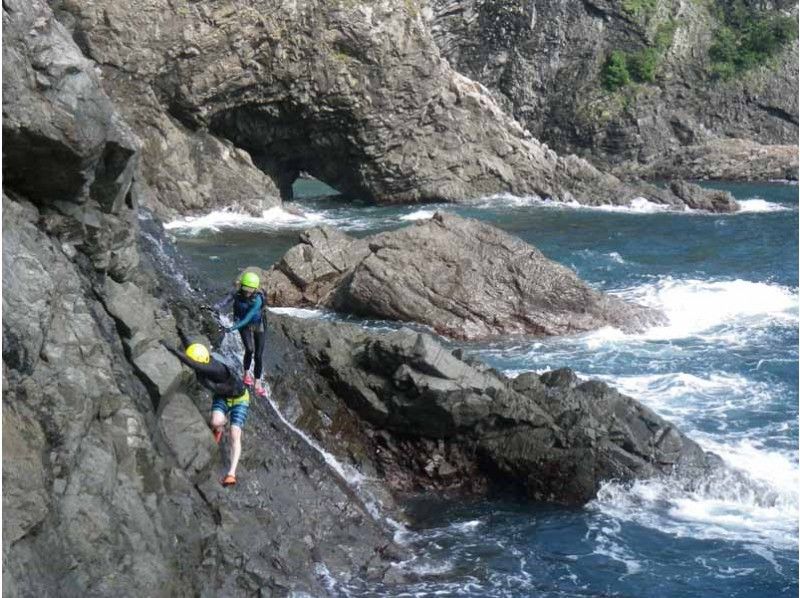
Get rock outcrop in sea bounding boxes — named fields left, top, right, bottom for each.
left=263, top=212, right=666, bottom=340
left=265, top=315, right=719, bottom=504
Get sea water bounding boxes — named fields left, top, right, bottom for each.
left=168, top=180, right=798, bottom=597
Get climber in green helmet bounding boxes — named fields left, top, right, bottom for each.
left=161, top=340, right=249, bottom=487
left=213, top=270, right=269, bottom=398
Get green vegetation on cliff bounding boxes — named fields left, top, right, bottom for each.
left=709, top=2, right=797, bottom=78
left=621, top=0, right=658, bottom=18
left=602, top=51, right=632, bottom=91
left=601, top=19, right=676, bottom=90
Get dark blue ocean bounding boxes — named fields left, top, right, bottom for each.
left=168, top=181, right=799, bottom=597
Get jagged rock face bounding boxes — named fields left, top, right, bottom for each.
left=55, top=0, right=734, bottom=210
left=3, top=1, right=398, bottom=594
left=266, top=315, right=717, bottom=504
left=3, top=199, right=398, bottom=594
left=426, top=0, right=798, bottom=179
left=264, top=212, right=666, bottom=340
left=3, top=0, right=141, bottom=281
left=45, top=3, right=281, bottom=220
left=3, top=0, right=138, bottom=207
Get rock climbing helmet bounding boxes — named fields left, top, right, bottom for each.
left=185, top=343, right=211, bottom=364
left=241, top=272, right=260, bottom=290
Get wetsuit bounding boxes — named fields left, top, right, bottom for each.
left=214, top=290, right=267, bottom=379
left=163, top=343, right=250, bottom=427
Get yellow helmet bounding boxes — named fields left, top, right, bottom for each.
left=185, top=343, right=210, bottom=364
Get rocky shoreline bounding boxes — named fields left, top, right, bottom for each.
left=427, top=0, right=798, bottom=183
left=264, top=314, right=720, bottom=505
left=2, top=0, right=792, bottom=595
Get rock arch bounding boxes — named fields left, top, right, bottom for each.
left=60, top=0, right=736, bottom=214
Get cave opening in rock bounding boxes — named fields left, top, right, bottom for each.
left=208, top=103, right=365, bottom=203
left=292, top=176, right=341, bottom=201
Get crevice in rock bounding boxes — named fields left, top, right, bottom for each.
left=3, top=127, right=87, bottom=204
left=9, top=518, right=47, bottom=549
left=91, top=287, right=162, bottom=412
left=756, top=102, right=799, bottom=126
left=194, top=483, right=222, bottom=525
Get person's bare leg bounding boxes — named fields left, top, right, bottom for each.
left=211, top=411, right=226, bottom=435
left=228, top=425, right=242, bottom=477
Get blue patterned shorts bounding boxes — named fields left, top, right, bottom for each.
left=211, top=390, right=250, bottom=428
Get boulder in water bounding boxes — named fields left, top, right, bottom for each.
left=265, top=212, right=666, bottom=340
left=669, top=180, right=739, bottom=213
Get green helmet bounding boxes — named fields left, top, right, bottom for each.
left=241, top=271, right=260, bottom=290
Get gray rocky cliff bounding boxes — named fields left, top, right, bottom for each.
left=426, top=0, right=798, bottom=180
left=263, top=212, right=666, bottom=340
left=3, top=2, right=398, bottom=594
left=52, top=0, right=736, bottom=211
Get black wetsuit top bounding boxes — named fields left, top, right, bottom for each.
left=164, top=344, right=245, bottom=398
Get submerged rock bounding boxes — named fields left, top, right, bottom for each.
left=265, top=212, right=666, bottom=340
left=266, top=315, right=718, bottom=505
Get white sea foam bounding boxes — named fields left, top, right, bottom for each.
left=472, top=193, right=675, bottom=214
left=576, top=249, right=628, bottom=266
left=450, top=519, right=483, bottom=533
left=409, top=560, right=456, bottom=576
left=736, top=199, right=793, bottom=213
left=589, top=438, right=798, bottom=552
left=607, top=251, right=626, bottom=264
left=561, top=278, right=798, bottom=556
left=594, top=197, right=673, bottom=213
left=399, top=209, right=437, bottom=221
left=592, top=534, right=643, bottom=575
left=163, top=204, right=384, bottom=233
left=608, top=278, right=798, bottom=342
left=163, top=206, right=324, bottom=232
left=267, top=306, right=329, bottom=319
left=471, top=192, right=797, bottom=216
left=589, top=371, right=757, bottom=427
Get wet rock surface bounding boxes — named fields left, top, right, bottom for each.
left=266, top=315, right=718, bottom=505
left=265, top=212, right=666, bottom=340
left=668, top=180, right=738, bottom=213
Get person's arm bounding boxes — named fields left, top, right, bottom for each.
left=228, top=294, right=263, bottom=331
left=160, top=341, right=229, bottom=380
left=212, top=292, right=235, bottom=313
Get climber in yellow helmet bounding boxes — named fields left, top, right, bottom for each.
left=161, top=340, right=249, bottom=487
